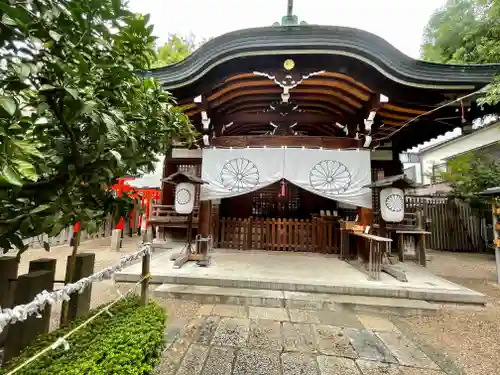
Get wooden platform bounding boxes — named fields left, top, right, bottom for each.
left=148, top=205, right=199, bottom=228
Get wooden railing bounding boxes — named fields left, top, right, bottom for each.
left=217, top=217, right=338, bottom=253
left=148, top=204, right=199, bottom=228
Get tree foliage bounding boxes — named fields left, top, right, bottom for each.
left=421, top=0, right=500, bottom=105
left=436, top=153, right=500, bottom=208
left=152, top=33, right=210, bottom=68
left=0, top=0, right=197, bottom=253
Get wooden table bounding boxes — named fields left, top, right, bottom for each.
left=395, top=230, right=431, bottom=267
left=341, top=230, right=392, bottom=280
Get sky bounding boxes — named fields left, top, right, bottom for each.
left=127, top=0, right=459, bottom=153
left=127, top=0, right=447, bottom=59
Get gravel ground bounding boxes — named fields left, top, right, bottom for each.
left=401, top=249, right=500, bottom=375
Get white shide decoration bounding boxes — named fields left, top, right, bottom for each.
left=380, top=187, right=405, bottom=222
left=201, top=148, right=372, bottom=208
left=174, top=182, right=195, bottom=214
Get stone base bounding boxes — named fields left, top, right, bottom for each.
left=153, top=284, right=439, bottom=316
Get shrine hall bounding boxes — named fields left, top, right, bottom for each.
left=134, top=6, right=499, bottom=264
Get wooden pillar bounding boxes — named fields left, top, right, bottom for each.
left=161, top=150, right=176, bottom=206
left=199, top=200, right=212, bottom=237
left=4, top=270, right=54, bottom=362
left=64, top=253, right=95, bottom=323
left=358, top=207, right=372, bottom=226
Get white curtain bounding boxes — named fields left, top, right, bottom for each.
left=284, top=148, right=372, bottom=208
left=201, top=148, right=285, bottom=200
left=201, top=147, right=372, bottom=208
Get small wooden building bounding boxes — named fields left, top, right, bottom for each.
left=144, top=8, right=500, bottom=254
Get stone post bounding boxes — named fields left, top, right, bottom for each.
left=0, top=257, right=19, bottom=347
left=28, top=258, right=57, bottom=333
left=4, top=270, right=54, bottom=362
left=65, top=253, right=95, bottom=322
left=110, top=229, right=122, bottom=251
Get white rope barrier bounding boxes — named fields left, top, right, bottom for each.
left=0, top=242, right=153, bottom=334
left=3, top=276, right=148, bottom=375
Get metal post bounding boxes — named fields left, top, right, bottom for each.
left=287, top=0, right=293, bottom=16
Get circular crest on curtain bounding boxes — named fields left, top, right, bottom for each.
left=309, top=160, right=352, bottom=195
left=220, top=157, right=260, bottom=192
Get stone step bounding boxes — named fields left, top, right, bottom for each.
left=154, top=284, right=439, bottom=316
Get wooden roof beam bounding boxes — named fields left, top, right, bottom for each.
left=220, top=112, right=335, bottom=125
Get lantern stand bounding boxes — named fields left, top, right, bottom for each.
left=479, top=187, right=500, bottom=283
left=363, top=175, right=422, bottom=265
left=162, top=171, right=208, bottom=269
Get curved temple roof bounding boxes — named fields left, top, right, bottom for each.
left=142, top=25, right=499, bottom=149
left=146, top=25, right=499, bottom=91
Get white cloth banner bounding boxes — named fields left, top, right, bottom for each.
left=284, top=148, right=372, bottom=208
left=201, top=147, right=372, bottom=208
left=201, top=148, right=285, bottom=200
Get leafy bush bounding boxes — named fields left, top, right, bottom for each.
left=1, top=297, right=166, bottom=375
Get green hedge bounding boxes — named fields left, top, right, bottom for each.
left=1, top=297, right=166, bottom=375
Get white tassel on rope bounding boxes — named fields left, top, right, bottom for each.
left=0, top=243, right=153, bottom=334
left=51, top=338, right=70, bottom=351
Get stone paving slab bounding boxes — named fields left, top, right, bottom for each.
left=212, top=317, right=250, bottom=347
left=398, top=367, right=446, bottom=375
left=247, top=319, right=282, bottom=351
left=249, top=306, right=289, bottom=321
left=212, top=304, right=248, bottom=318
left=289, top=309, right=321, bottom=324
left=344, top=328, right=397, bottom=363
left=200, top=347, right=235, bottom=375
left=196, top=316, right=220, bottom=345
left=282, top=322, right=317, bottom=353
left=197, top=304, right=215, bottom=316
left=233, top=348, right=281, bottom=375
left=154, top=312, right=448, bottom=375
left=315, top=310, right=364, bottom=329
left=176, top=344, right=209, bottom=375
left=376, top=332, right=440, bottom=370
left=356, top=359, right=401, bottom=375
left=314, top=325, right=358, bottom=358
left=356, top=314, right=400, bottom=333
left=164, top=318, right=189, bottom=347
left=281, top=352, right=320, bottom=375
left=317, top=355, right=361, bottom=375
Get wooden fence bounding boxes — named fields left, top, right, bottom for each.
left=217, top=217, right=337, bottom=253
left=405, top=196, right=486, bottom=252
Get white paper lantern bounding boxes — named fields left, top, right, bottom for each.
left=380, top=187, right=405, bottom=223
left=175, top=182, right=195, bottom=214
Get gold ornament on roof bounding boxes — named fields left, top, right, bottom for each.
left=283, top=59, right=295, bottom=71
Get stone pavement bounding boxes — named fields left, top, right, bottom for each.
left=154, top=304, right=448, bottom=375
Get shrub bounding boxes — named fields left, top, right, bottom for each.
left=1, top=297, right=166, bottom=375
